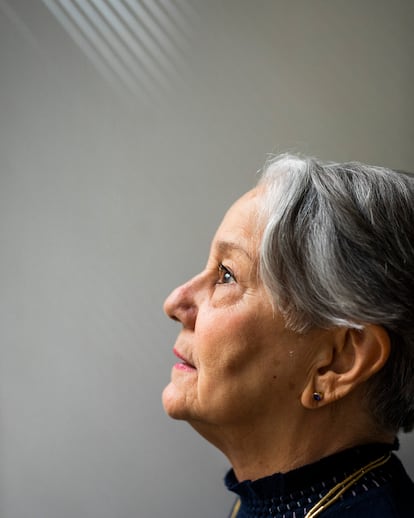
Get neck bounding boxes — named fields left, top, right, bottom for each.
left=190, top=405, right=394, bottom=481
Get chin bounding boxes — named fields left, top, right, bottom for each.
left=162, top=382, right=192, bottom=421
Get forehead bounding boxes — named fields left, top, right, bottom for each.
left=212, top=188, right=263, bottom=259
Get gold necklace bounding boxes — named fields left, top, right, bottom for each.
left=229, top=453, right=391, bottom=518
left=229, top=498, right=241, bottom=518
left=304, top=453, right=391, bottom=518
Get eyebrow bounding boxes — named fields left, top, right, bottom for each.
left=216, top=240, right=254, bottom=262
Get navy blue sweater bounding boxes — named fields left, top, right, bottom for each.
left=225, top=443, right=414, bottom=517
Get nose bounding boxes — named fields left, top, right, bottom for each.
left=163, top=277, right=199, bottom=330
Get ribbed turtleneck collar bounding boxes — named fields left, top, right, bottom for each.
left=225, top=442, right=396, bottom=518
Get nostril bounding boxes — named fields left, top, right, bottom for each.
left=163, top=282, right=198, bottom=328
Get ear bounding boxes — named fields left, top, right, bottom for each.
left=301, top=325, right=391, bottom=409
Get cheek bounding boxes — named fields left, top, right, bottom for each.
left=197, top=308, right=280, bottom=377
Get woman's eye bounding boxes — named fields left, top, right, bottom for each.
left=217, top=264, right=236, bottom=284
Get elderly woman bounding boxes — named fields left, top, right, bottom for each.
left=162, top=154, right=414, bottom=517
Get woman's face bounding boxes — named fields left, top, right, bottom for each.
left=162, top=189, right=319, bottom=429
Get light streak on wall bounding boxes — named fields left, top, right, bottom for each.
left=41, top=0, right=199, bottom=104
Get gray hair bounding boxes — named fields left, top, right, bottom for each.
left=258, top=154, right=414, bottom=433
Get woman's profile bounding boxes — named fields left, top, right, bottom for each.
left=163, top=154, right=414, bottom=517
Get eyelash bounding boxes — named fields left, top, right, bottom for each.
left=217, top=263, right=236, bottom=284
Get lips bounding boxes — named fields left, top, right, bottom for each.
left=173, top=347, right=196, bottom=371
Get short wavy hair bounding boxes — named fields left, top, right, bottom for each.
left=258, top=154, right=414, bottom=433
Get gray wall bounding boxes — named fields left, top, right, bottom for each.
left=0, top=1, right=413, bottom=517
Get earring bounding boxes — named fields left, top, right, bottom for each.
left=312, top=391, right=323, bottom=402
